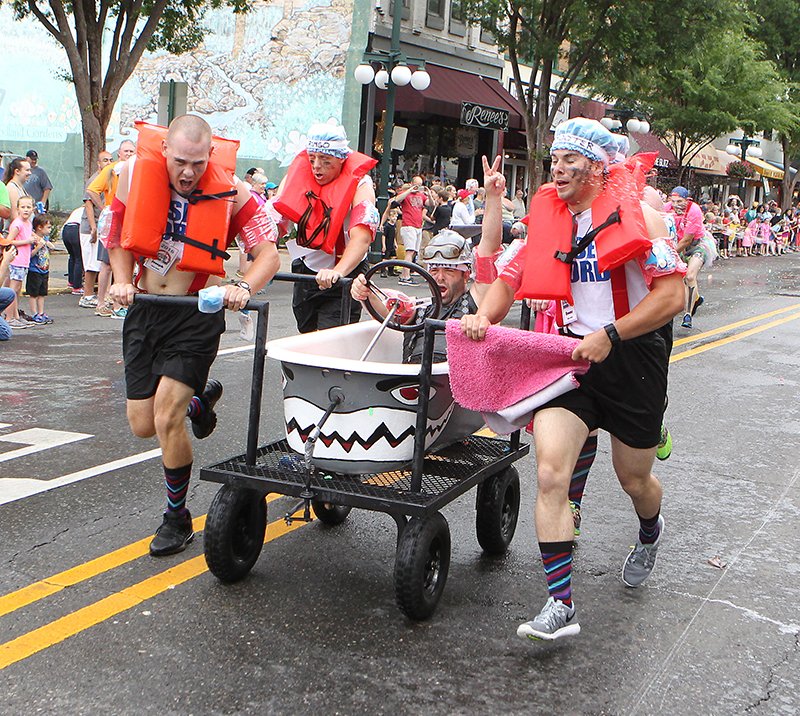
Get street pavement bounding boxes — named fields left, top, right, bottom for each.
left=0, top=249, right=799, bottom=715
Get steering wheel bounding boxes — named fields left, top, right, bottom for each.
left=362, top=260, right=442, bottom=333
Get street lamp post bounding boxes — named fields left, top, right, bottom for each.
left=600, top=109, right=651, bottom=135
left=726, top=136, right=762, bottom=202
left=353, top=0, right=430, bottom=263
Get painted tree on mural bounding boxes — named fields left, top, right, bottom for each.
left=460, top=0, right=762, bottom=198
left=12, top=0, right=248, bottom=180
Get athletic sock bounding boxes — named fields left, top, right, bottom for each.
left=568, top=435, right=597, bottom=509
left=637, top=511, right=661, bottom=544
left=186, top=395, right=204, bottom=419
left=164, top=462, right=192, bottom=515
left=539, top=540, right=574, bottom=607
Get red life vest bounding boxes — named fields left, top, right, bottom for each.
left=273, top=150, right=377, bottom=256
left=121, top=121, right=239, bottom=278
left=518, top=162, right=652, bottom=302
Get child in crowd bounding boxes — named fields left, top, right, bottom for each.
left=757, top=216, right=771, bottom=256
left=380, top=207, right=399, bottom=277
left=27, top=214, right=55, bottom=324
left=742, top=216, right=760, bottom=257
left=3, top=196, right=37, bottom=328
left=705, top=212, right=728, bottom=260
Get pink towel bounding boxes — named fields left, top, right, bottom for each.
left=445, top=320, right=590, bottom=413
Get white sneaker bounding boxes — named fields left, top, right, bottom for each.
left=517, top=597, right=581, bottom=641
left=79, top=295, right=98, bottom=308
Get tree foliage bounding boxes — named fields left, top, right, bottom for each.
left=11, top=0, right=249, bottom=179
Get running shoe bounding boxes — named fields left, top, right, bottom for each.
left=110, top=307, right=128, bottom=320
left=190, top=379, right=223, bottom=439
left=7, top=318, right=30, bottom=329
left=40, top=313, right=54, bottom=324
left=680, top=313, right=692, bottom=329
left=95, top=304, right=114, bottom=317
left=149, top=510, right=194, bottom=556
left=621, top=515, right=665, bottom=588
left=79, top=295, right=98, bottom=308
left=32, top=313, right=48, bottom=324
left=517, top=597, right=580, bottom=641
left=691, top=295, right=704, bottom=316
left=570, top=500, right=582, bottom=537
left=398, top=277, right=422, bottom=286
left=656, top=424, right=672, bottom=461
left=71, top=288, right=85, bottom=295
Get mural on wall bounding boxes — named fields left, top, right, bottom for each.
left=0, top=0, right=352, bottom=165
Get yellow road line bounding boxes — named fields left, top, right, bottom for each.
left=0, top=515, right=306, bottom=671
left=0, top=495, right=280, bottom=619
left=672, top=302, right=800, bottom=348
left=670, top=311, right=800, bottom=363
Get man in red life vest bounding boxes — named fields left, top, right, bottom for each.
left=272, top=123, right=380, bottom=333
left=461, top=118, right=685, bottom=641
left=107, top=115, right=281, bottom=556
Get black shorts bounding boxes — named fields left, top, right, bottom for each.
left=539, top=329, right=669, bottom=449
left=291, top=258, right=365, bottom=334
left=122, top=301, right=226, bottom=400
left=26, top=271, right=49, bottom=297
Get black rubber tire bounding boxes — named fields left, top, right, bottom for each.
left=363, top=260, right=442, bottom=332
left=394, top=512, right=451, bottom=621
left=204, top=485, right=267, bottom=583
left=311, top=499, right=353, bottom=526
left=476, top=466, right=521, bottom=555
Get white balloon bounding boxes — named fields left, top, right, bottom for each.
left=375, top=69, right=389, bottom=90
left=410, top=70, right=431, bottom=91
left=354, top=64, right=375, bottom=85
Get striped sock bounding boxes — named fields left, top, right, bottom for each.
left=638, top=511, right=661, bottom=544
left=540, top=540, right=574, bottom=607
left=568, top=434, right=597, bottom=508
left=186, top=395, right=203, bottom=419
left=164, top=463, right=192, bottom=514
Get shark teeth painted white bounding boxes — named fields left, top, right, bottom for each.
left=283, top=397, right=456, bottom=463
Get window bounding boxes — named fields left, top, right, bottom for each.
left=388, top=0, right=410, bottom=21
left=449, top=0, right=466, bottom=36
left=426, top=0, right=444, bottom=29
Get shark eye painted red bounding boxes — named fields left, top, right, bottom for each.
left=390, top=385, right=436, bottom=405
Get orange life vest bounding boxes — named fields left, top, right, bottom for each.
left=121, top=121, right=239, bottom=277
left=273, top=150, right=377, bottom=256
left=518, top=163, right=652, bottom=302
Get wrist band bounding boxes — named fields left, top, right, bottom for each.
left=604, top=323, right=621, bottom=346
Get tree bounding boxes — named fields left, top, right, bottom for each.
left=600, top=30, right=793, bottom=185
left=12, top=0, right=248, bottom=181
left=460, top=0, right=742, bottom=198
left=746, top=0, right=800, bottom=209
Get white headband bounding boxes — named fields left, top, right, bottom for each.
left=306, top=137, right=350, bottom=157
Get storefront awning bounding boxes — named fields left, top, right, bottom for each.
left=747, top=156, right=784, bottom=180
left=690, top=147, right=735, bottom=176
left=376, top=64, right=525, bottom=130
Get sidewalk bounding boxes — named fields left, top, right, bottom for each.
left=46, top=245, right=297, bottom=294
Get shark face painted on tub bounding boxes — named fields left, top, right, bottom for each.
left=280, top=361, right=470, bottom=473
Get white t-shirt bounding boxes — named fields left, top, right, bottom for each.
left=450, top=201, right=473, bottom=226
left=568, top=208, right=648, bottom=336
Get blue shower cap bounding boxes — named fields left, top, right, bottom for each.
left=551, top=118, right=617, bottom=166
left=306, top=123, right=351, bottom=159
left=609, top=134, right=630, bottom=164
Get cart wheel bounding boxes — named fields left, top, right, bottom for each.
left=394, top=512, right=451, bottom=621
left=311, top=499, right=352, bottom=526
left=476, top=466, right=521, bottom=555
left=204, top=485, right=267, bottom=583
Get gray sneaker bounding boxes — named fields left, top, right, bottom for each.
left=517, top=597, right=580, bottom=641
left=621, top=515, right=665, bottom=587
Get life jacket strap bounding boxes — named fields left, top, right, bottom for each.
left=165, top=232, right=232, bottom=261
left=185, top=188, right=238, bottom=205
left=554, top=207, right=622, bottom=264
left=295, top=190, right=334, bottom=248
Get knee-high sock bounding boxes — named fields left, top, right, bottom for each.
left=568, top=434, right=597, bottom=508
left=164, top=462, right=192, bottom=514
left=540, top=540, right=574, bottom=607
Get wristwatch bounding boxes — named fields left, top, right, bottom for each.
left=603, top=323, right=621, bottom=346
left=234, top=280, right=252, bottom=293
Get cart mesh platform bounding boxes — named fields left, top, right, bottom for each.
left=201, top=435, right=529, bottom=517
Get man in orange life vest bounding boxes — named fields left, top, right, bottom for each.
left=271, top=123, right=380, bottom=333
left=461, top=118, right=685, bottom=641
left=107, top=115, right=280, bottom=556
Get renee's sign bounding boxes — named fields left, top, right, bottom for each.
left=460, top=102, right=509, bottom=132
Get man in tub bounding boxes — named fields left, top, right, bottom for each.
left=461, top=118, right=685, bottom=641
left=350, top=156, right=508, bottom=362
left=107, top=115, right=281, bottom=556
